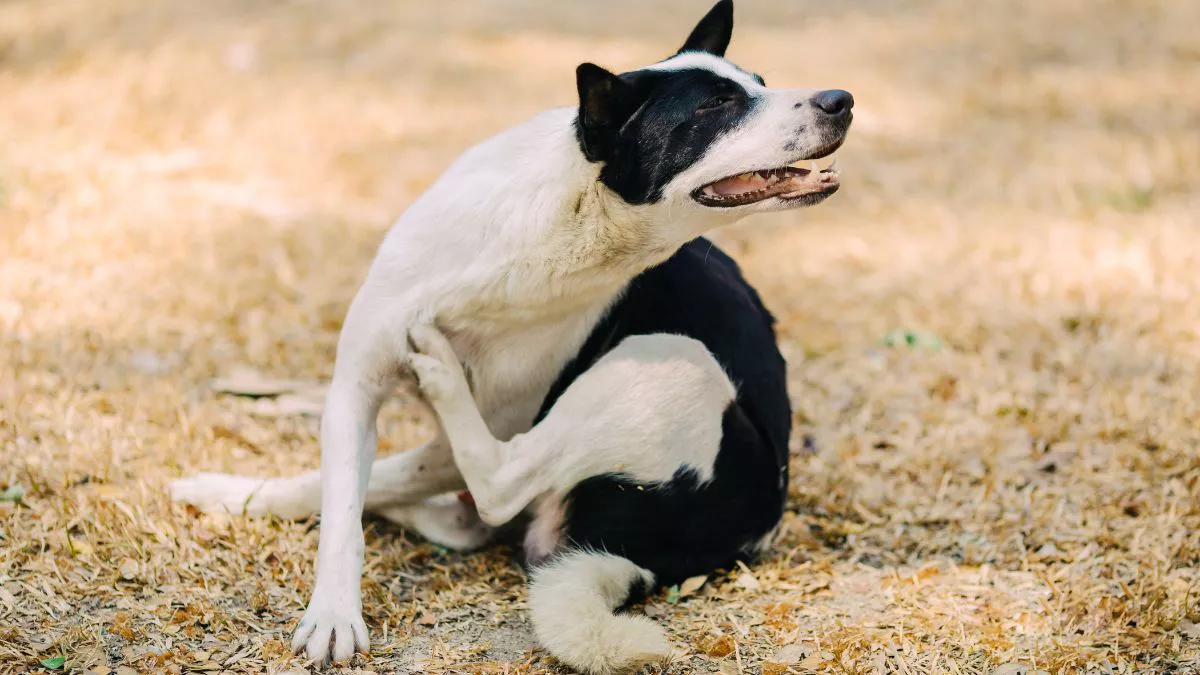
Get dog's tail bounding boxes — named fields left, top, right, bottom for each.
left=528, top=549, right=671, bottom=674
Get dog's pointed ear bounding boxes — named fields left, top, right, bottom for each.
left=677, top=0, right=734, bottom=57
left=576, top=63, right=638, bottom=162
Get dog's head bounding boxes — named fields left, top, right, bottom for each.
left=576, top=0, right=851, bottom=216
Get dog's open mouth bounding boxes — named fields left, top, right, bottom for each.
left=693, top=155, right=841, bottom=208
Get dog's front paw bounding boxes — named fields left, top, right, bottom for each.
left=291, top=593, right=369, bottom=665
left=407, top=325, right=467, bottom=401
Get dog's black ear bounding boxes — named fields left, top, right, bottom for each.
left=677, top=0, right=734, bottom=57
left=576, top=62, right=638, bottom=162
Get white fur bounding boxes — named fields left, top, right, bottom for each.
left=372, top=492, right=493, bottom=551
left=172, top=50, right=837, bottom=664
left=524, top=494, right=568, bottom=564
left=646, top=51, right=762, bottom=88
left=528, top=549, right=671, bottom=674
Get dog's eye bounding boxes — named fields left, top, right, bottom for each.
left=697, top=95, right=734, bottom=112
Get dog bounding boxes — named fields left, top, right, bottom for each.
left=170, top=1, right=852, bottom=671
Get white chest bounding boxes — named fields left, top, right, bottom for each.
left=442, top=300, right=613, bottom=441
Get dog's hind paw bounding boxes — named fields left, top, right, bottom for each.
left=171, top=468, right=320, bottom=519
left=406, top=325, right=468, bottom=401
left=170, top=473, right=278, bottom=517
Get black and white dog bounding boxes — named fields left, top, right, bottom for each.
left=172, top=2, right=852, bottom=672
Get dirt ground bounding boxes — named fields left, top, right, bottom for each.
left=2, top=0, right=1199, bottom=673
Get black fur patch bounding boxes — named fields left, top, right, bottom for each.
left=533, top=238, right=791, bottom=587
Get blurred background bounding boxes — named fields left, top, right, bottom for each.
left=1, top=0, right=1198, bottom=673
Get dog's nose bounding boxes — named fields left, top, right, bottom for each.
left=811, top=89, right=854, bottom=117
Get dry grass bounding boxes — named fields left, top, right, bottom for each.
left=2, top=0, right=1199, bottom=673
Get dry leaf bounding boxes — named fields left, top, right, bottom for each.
left=1181, top=620, right=1200, bottom=640
left=260, top=639, right=289, bottom=661
left=769, top=644, right=806, bottom=665
left=70, top=535, right=95, bottom=556
left=194, top=525, right=215, bottom=543
left=70, top=646, right=107, bottom=670
left=109, top=612, right=138, bottom=640
left=990, top=665, right=1048, bottom=675
left=736, top=572, right=761, bottom=591
left=697, top=634, right=735, bottom=658
left=679, top=574, right=707, bottom=598
left=222, top=645, right=253, bottom=666
left=717, top=662, right=740, bottom=675
left=250, top=585, right=269, bottom=612
left=734, top=560, right=762, bottom=591
left=798, top=651, right=833, bottom=669
left=118, top=559, right=138, bottom=581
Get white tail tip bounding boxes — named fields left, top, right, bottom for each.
left=529, top=550, right=671, bottom=674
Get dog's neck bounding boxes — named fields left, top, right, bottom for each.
left=545, top=183, right=672, bottom=276
left=389, top=108, right=736, bottom=328
left=542, top=123, right=741, bottom=291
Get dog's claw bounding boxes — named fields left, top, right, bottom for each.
left=293, top=594, right=370, bottom=665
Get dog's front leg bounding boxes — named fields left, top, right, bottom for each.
left=291, top=295, right=410, bottom=664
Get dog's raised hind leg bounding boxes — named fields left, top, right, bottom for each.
left=407, top=325, right=736, bottom=531
left=407, top=325, right=523, bottom=526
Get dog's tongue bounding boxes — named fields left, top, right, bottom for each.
left=698, top=162, right=839, bottom=204
left=710, top=172, right=773, bottom=196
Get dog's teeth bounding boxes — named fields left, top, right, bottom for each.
left=826, top=158, right=839, bottom=173
left=810, top=161, right=820, bottom=174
